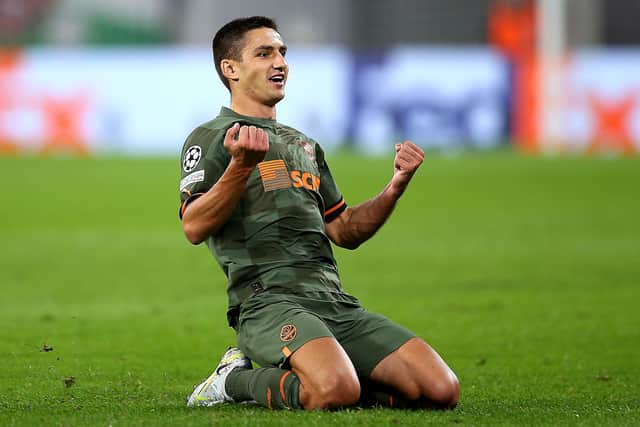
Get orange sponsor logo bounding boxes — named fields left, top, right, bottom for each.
left=280, top=324, right=297, bottom=342
left=290, top=170, right=320, bottom=191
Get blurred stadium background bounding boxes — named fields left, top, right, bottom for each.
left=1, top=0, right=640, bottom=155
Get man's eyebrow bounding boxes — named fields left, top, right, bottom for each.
left=253, top=44, right=288, bottom=52
left=254, top=45, right=275, bottom=52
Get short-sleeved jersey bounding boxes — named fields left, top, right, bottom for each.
left=178, top=107, right=348, bottom=319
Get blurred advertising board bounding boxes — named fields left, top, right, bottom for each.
left=0, top=47, right=349, bottom=155
left=534, top=50, right=640, bottom=154
left=350, top=47, right=509, bottom=153
left=0, top=47, right=508, bottom=155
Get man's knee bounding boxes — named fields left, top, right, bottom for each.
left=301, top=373, right=361, bottom=410
left=401, top=373, right=459, bottom=409
left=408, top=374, right=459, bottom=409
left=428, top=375, right=459, bottom=408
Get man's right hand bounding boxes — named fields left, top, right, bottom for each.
left=223, top=123, right=269, bottom=169
left=182, top=123, right=269, bottom=244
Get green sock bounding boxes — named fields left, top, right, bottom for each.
left=226, top=367, right=303, bottom=409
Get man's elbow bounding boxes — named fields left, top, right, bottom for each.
left=340, top=241, right=360, bottom=250
left=182, top=221, right=206, bottom=245
left=327, top=226, right=361, bottom=250
left=333, top=236, right=360, bottom=250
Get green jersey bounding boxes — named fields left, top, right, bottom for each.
left=178, top=107, right=348, bottom=323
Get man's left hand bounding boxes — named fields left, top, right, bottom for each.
left=390, top=141, right=424, bottom=195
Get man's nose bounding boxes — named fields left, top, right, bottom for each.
left=273, top=53, right=287, bottom=70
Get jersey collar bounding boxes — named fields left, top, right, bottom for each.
left=219, top=107, right=278, bottom=130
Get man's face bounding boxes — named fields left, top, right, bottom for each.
left=234, top=28, right=288, bottom=106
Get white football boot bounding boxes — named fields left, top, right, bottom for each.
left=187, top=347, right=252, bottom=407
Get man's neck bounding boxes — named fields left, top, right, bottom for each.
left=230, top=97, right=277, bottom=120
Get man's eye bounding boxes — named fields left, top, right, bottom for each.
left=258, top=52, right=268, bottom=57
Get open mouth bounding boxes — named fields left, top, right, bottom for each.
left=269, top=74, right=285, bottom=85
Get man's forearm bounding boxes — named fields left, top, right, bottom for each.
left=327, top=182, right=404, bottom=250
left=182, top=160, right=254, bottom=244
left=328, top=141, right=423, bottom=249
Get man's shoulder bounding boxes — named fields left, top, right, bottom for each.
left=181, top=116, right=232, bottom=153
left=190, top=114, right=236, bottom=138
left=198, top=114, right=238, bottom=133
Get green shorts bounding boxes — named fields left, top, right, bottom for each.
left=235, top=290, right=416, bottom=378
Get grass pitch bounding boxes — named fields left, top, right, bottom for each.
left=1, top=151, right=639, bottom=426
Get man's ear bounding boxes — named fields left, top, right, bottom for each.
left=221, top=59, right=239, bottom=82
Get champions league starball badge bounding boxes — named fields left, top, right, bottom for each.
left=183, top=146, right=202, bottom=172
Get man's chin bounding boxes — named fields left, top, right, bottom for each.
left=266, top=92, right=285, bottom=106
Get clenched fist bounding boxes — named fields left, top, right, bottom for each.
left=223, top=123, right=269, bottom=169
left=391, top=141, right=424, bottom=194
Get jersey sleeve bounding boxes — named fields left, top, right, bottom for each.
left=178, top=126, right=230, bottom=219
left=314, top=141, right=347, bottom=223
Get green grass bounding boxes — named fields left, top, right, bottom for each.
left=1, top=152, right=639, bottom=426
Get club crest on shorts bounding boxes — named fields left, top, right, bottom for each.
left=183, top=146, right=202, bottom=172
left=280, top=324, right=297, bottom=342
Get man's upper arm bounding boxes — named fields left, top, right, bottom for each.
left=315, top=141, right=347, bottom=222
left=313, top=140, right=350, bottom=246
left=178, top=127, right=229, bottom=219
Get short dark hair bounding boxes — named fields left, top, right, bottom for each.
left=212, top=16, right=279, bottom=91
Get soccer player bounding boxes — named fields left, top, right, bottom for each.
left=179, top=16, right=459, bottom=410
